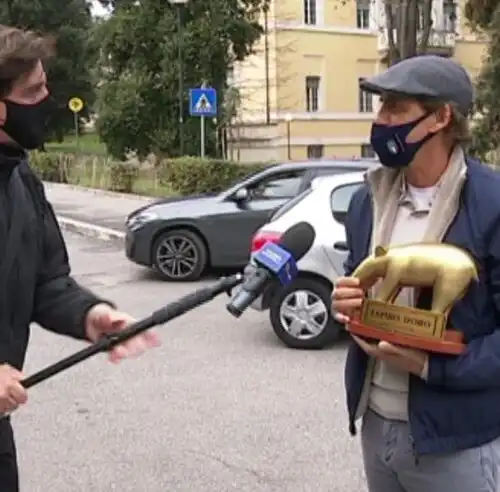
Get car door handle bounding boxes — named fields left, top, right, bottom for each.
left=333, top=241, right=348, bottom=251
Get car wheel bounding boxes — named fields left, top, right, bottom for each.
left=152, top=229, right=208, bottom=281
left=269, top=277, right=342, bottom=350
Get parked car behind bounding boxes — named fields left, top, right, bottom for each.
left=125, top=159, right=376, bottom=281
left=247, top=172, right=366, bottom=349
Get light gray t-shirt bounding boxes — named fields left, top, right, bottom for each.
left=368, top=184, right=437, bottom=421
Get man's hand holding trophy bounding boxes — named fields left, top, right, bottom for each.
left=332, top=243, right=479, bottom=376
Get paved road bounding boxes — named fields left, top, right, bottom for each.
left=15, top=232, right=366, bottom=492
left=44, top=182, right=152, bottom=231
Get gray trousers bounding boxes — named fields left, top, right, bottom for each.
left=361, top=409, right=500, bottom=492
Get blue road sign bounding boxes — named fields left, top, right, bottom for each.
left=189, top=88, right=217, bottom=117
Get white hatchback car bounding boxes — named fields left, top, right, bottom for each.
left=248, top=171, right=366, bottom=349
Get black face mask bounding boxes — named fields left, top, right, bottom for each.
left=1, top=97, right=52, bottom=150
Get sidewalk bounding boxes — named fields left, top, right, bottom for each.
left=43, top=182, right=155, bottom=241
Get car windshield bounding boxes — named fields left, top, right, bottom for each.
left=250, top=174, right=303, bottom=199
left=223, top=165, right=273, bottom=195
left=313, top=165, right=371, bottom=178
left=271, top=187, right=313, bottom=221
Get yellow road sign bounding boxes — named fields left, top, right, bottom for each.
left=68, top=97, right=84, bottom=113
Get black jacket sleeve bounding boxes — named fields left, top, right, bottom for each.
left=32, top=194, right=114, bottom=340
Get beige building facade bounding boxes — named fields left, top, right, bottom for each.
left=228, top=0, right=487, bottom=163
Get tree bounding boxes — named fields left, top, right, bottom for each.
left=464, top=0, right=500, bottom=30
left=0, top=0, right=96, bottom=142
left=93, top=0, right=267, bottom=159
left=383, top=0, right=434, bottom=64
left=96, top=0, right=129, bottom=7
left=351, top=0, right=455, bottom=65
left=463, top=0, right=500, bottom=159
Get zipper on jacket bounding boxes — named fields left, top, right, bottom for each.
left=408, top=377, right=420, bottom=466
left=408, top=434, right=420, bottom=466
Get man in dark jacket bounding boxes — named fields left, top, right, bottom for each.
left=0, top=26, right=160, bottom=490
left=332, top=55, right=500, bottom=491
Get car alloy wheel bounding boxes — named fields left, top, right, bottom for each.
left=153, top=229, right=208, bottom=281
left=279, top=290, right=328, bottom=340
left=269, top=277, right=342, bottom=349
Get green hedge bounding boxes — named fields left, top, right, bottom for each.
left=29, top=151, right=270, bottom=196
left=158, top=156, right=267, bottom=195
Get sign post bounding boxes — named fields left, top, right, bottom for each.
left=189, top=86, right=217, bottom=158
left=201, top=111, right=205, bottom=158
left=68, top=97, right=84, bottom=152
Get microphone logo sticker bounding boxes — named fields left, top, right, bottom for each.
left=260, top=247, right=284, bottom=268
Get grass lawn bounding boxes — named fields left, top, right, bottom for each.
left=46, top=132, right=107, bottom=155
left=55, top=155, right=175, bottom=198
left=38, top=134, right=175, bottom=197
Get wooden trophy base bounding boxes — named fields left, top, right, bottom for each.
left=346, top=320, right=465, bottom=355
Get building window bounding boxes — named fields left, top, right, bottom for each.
left=361, top=144, right=376, bottom=158
left=356, top=0, right=370, bottom=29
left=304, top=0, right=317, bottom=25
left=443, top=0, right=457, bottom=31
left=358, top=78, right=373, bottom=112
left=306, top=76, right=320, bottom=112
left=307, top=145, right=324, bottom=159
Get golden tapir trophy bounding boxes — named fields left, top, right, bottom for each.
left=346, top=243, right=479, bottom=355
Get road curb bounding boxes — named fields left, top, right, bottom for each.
left=57, top=216, right=125, bottom=243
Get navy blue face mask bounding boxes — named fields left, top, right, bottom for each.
left=370, top=113, right=436, bottom=169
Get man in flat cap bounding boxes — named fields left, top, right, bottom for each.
left=332, top=54, right=500, bottom=491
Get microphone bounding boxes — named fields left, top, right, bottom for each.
left=226, top=222, right=316, bottom=318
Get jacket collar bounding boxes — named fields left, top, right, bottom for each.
left=0, top=143, right=25, bottom=181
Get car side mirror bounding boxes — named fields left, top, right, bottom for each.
left=233, top=188, right=249, bottom=201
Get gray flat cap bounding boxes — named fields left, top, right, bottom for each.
left=359, top=55, right=474, bottom=116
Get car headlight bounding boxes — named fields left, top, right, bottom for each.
left=126, top=211, right=158, bottom=231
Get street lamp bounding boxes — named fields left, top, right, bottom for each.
left=285, top=113, right=292, bottom=160
left=169, top=0, right=188, bottom=155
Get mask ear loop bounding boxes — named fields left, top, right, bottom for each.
left=404, top=111, right=438, bottom=147
left=408, top=111, right=434, bottom=127
left=388, top=112, right=433, bottom=151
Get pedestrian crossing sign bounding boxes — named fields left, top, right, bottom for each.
left=189, top=88, right=217, bottom=117
left=195, top=94, right=212, bottom=113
